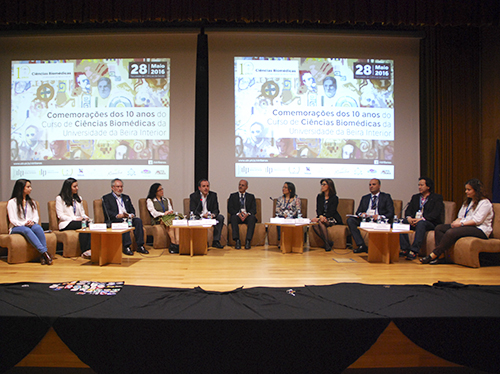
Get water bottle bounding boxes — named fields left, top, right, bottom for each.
left=393, top=215, right=399, bottom=224
left=174, top=212, right=179, bottom=220
left=190, top=211, right=195, bottom=220
left=297, top=209, right=302, bottom=219
left=81, top=219, right=87, bottom=229
left=284, top=209, right=289, bottom=218
left=127, top=216, right=132, bottom=227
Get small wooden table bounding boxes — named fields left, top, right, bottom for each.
left=267, top=223, right=312, bottom=254
left=77, top=228, right=133, bottom=266
left=176, top=225, right=213, bottom=256
left=359, top=228, right=412, bottom=264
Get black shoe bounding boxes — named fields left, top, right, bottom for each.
left=405, top=251, right=418, bottom=260
left=123, top=247, right=134, bottom=256
left=419, top=255, right=434, bottom=264
left=235, top=239, right=241, bottom=249
left=169, top=244, right=179, bottom=254
left=400, top=249, right=409, bottom=257
left=212, top=240, right=224, bottom=249
left=353, top=245, right=368, bottom=253
left=245, top=239, right=251, bottom=249
left=136, top=245, right=149, bottom=254
left=41, top=251, right=53, bottom=265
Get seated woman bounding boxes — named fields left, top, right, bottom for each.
left=311, top=178, right=343, bottom=252
left=275, top=181, right=301, bottom=241
left=420, top=178, right=494, bottom=264
left=146, top=183, right=180, bottom=254
left=7, top=179, right=52, bottom=265
left=56, top=178, right=91, bottom=258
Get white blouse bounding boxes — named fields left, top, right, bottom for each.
left=55, top=195, right=89, bottom=230
left=147, top=197, right=174, bottom=218
left=458, top=198, right=494, bottom=237
left=7, top=198, right=39, bottom=232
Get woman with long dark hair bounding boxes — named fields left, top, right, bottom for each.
left=311, top=178, right=343, bottom=251
left=420, top=178, right=494, bottom=264
left=56, top=178, right=91, bottom=258
left=7, top=179, right=52, bottom=265
left=146, top=183, right=179, bottom=254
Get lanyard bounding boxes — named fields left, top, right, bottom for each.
left=464, top=203, right=472, bottom=217
left=419, top=196, right=428, bottom=210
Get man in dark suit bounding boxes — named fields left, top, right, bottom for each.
left=227, top=179, right=258, bottom=249
left=347, top=178, right=394, bottom=253
left=189, top=179, right=225, bottom=248
left=400, top=177, right=444, bottom=260
left=102, top=178, right=148, bottom=256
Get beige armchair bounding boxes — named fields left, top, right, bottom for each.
left=447, top=203, right=500, bottom=268
left=0, top=201, right=57, bottom=264
left=47, top=200, right=89, bottom=257
left=309, top=198, right=354, bottom=249
left=138, top=198, right=170, bottom=249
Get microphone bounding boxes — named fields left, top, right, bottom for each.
left=101, top=197, right=112, bottom=228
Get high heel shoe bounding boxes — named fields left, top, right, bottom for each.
left=419, top=255, right=434, bottom=264
left=41, top=251, right=53, bottom=265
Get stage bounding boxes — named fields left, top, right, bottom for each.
left=1, top=244, right=499, bottom=373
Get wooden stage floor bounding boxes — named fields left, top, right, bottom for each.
left=1, top=243, right=497, bottom=373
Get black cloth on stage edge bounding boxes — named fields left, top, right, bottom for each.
left=1, top=282, right=500, bottom=374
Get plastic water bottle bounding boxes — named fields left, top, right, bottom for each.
left=174, top=212, right=179, bottom=220
left=284, top=209, right=289, bottom=218
left=81, top=220, right=87, bottom=229
left=393, top=215, right=398, bottom=224
left=297, top=209, right=302, bottom=219
left=190, top=211, right=195, bottom=220
left=127, top=216, right=132, bottom=227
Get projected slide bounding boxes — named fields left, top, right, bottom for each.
left=235, top=57, right=394, bottom=179
left=11, top=58, right=170, bottom=180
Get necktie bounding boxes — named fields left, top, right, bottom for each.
left=371, top=195, right=378, bottom=210
left=240, top=194, right=245, bottom=208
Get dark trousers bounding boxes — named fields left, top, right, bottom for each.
left=432, top=224, right=488, bottom=257
left=122, top=217, right=145, bottom=248
left=61, top=221, right=91, bottom=252
left=231, top=214, right=257, bottom=241
left=213, top=214, right=225, bottom=242
left=399, top=220, right=436, bottom=254
left=347, top=216, right=365, bottom=247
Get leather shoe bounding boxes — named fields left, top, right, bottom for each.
left=245, top=239, right=251, bottom=250
left=235, top=239, right=241, bottom=249
left=353, top=245, right=368, bottom=253
left=419, top=255, right=434, bottom=264
left=212, top=240, right=224, bottom=249
left=123, top=247, right=134, bottom=256
left=169, top=244, right=179, bottom=254
left=136, top=245, right=149, bottom=254
left=41, top=251, right=53, bottom=265
left=405, top=251, right=418, bottom=260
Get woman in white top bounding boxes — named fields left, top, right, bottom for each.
left=420, top=178, right=494, bottom=264
left=7, top=179, right=52, bottom=265
left=56, top=178, right=91, bottom=258
left=146, top=183, right=179, bottom=254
